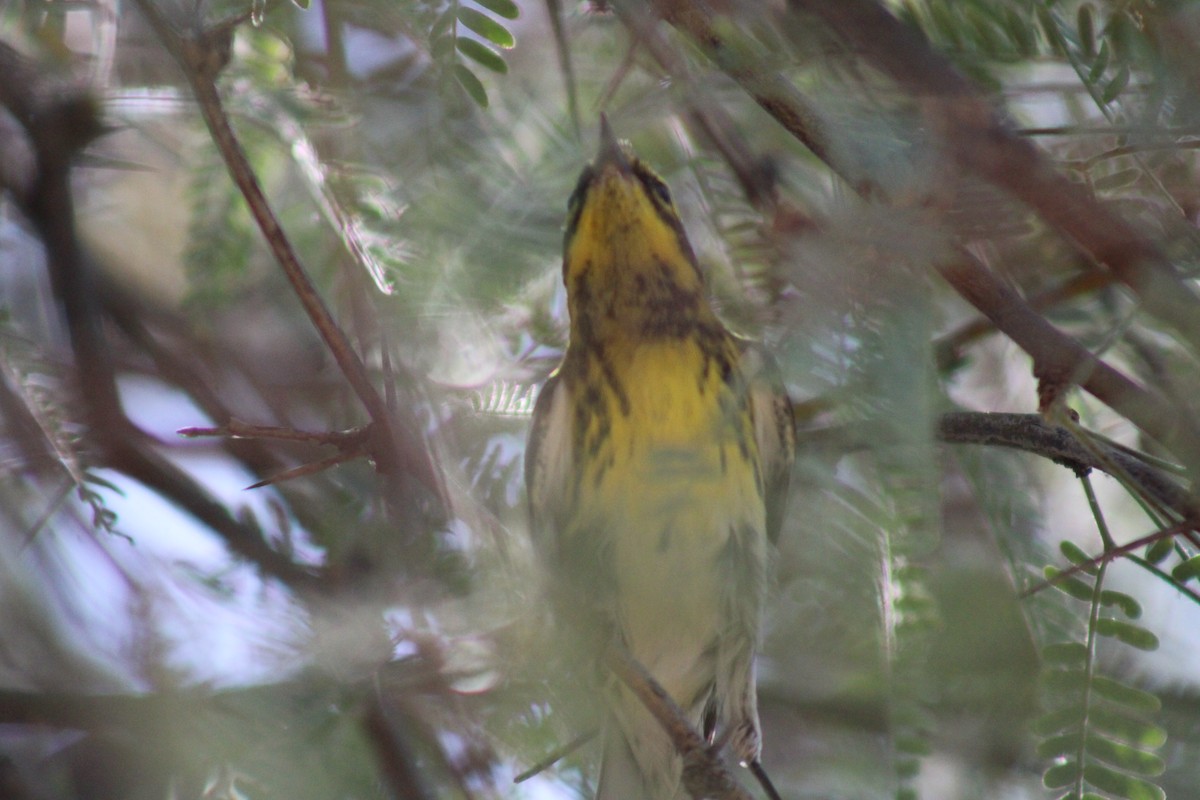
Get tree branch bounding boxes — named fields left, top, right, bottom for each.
left=604, top=643, right=754, bottom=800
left=790, top=0, right=1200, bottom=355
left=639, top=0, right=1200, bottom=474
left=0, top=41, right=323, bottom=590
left=127, top=1, right=445, bottom=511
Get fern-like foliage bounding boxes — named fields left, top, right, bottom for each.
left=1036, top=539, right=1167, bottom=800
left=430, top=0, right=520, bottom=108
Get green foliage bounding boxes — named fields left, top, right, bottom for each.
left=8, top=1, right=1200, bottom=799
left=1036, top=546, right=1167, bottom=800
left=430, top=0, right=520, bottom=107
left=184, top=151, right=259, bottom=314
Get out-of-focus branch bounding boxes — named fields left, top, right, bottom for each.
left=801, top=411, right=1195, bottom=526
left=934, top=255, right=1200, bottom=473
left=936, top=412, right=1192, bottom=517
left=0, top=41, right=322, bottom=589
left=604, top=643, right=755, bottom=800
left=790, top=0, right=1200, bottom=355
left=127, top=0, right=445, bottom=516
left=633, top=0, right=1200, bottom=475
left=365, top=698, right=439, bottom=800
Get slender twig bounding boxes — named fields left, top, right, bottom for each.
left=128, top=0, right=442, bottom=504
left=179, top=420, right=369, bottom=448
left=513, top=729, right=598, bottom=783
left=789, top=0, right=1200, bottom=355
left=933, top=412, right=1196, bottom=520
left=364, top=699, right=439, bottom=800
left=748, top=761, right=784, bottom=800
left=604, top=643, right=754, bottom=800
left=1021, top=519, right=1193, bottom=598
left=0, top=42, right=321, bottom=589
left=545, top=0, right=580, bottom=137
left=245, top=445, right=369, bottom=490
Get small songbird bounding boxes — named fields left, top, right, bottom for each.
left=525, top=117, right=795, bottom=800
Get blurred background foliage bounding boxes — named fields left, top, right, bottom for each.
left=2, top=0, right=1200, bottom=799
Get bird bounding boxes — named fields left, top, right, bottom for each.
left=525, top=116, right=795, bottom=800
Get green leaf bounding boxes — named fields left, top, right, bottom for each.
left=1043, top=668, right=1087, bottom=692
left=431, top=6, right=457, bottom=40
left=458, top=7, right=515, bottom=48
left=966, top=8, right=1003, bottom=55
left=1092, top=168, right=1140, bottom=192
left=1037, top=8, right=1067, bottom=56
left=1092, top=676, right=1161, bottom=714
left=1083, top=762, right=1165, bottom=800
left=291, top=0, right=310, bottom=8
left=894, top=755, right=921, bottom=779
left=1088, top=41, right=1111, bottom=84
left=1034, top=706, right=1085, bottom=736
left=928, top=3, right=963, bottom=48
left=1096, top=618, right=1159, bottom=651
left=1077, top=3, right=1095, bottom=57
left=1106, top=11, right=1138, bottom=63
left=1145, top=537, right=1173, bottom=564
left=1004, top=7, right=1036, bottom=56
left=1085, top=734, right=1166, bottom=776
left=1037, top=731, right=1081, bottom=759
left=1060, top=540, right=1096, bottom=570
left=1043, top=760, right=1078, bottom=789
left=1044, top=641, right=1088, bottom=665
left=456, top=38, right=507, bottom=73
left=474, top=0, right=519, bottom=20
left=1045, top=566, right=1095, bottom=601
left=1090, top=707, right=1168, bottom=748
left=453, top=64, right=488, bottom=107
left=1102, top=65, right=1131, bottom=104
left=1099, top=589, right=1142, bottom=619
left=896, top=734, right=932, bottom=756
left=1171, top=554, right=1200, bottom=582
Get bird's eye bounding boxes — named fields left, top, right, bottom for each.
left=644, top=174, right=672, bottom=208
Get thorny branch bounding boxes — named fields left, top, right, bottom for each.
left=0, top=42, right=321, bottom=590
left=128, top=0, right=445, bottom=515
left=638, top=0, right=1200, bottom=475
left=604, top=643, right=755, bottom=800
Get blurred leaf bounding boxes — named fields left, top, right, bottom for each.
left=474, top=0, right=519, bottom=20
left=453, top=63, right=488, bottom=107
left=457, top=37, right=507, bottom=73
left=1171, top=554, right=1200, bottom=582
left=457, top=7, right=515, bottom=49
left=1083, top=762, right=1165, bottom=800
left=1096, top=618, right=1159, bottom=651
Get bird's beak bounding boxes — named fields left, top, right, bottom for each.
left=595, top=113, right=630, bottom=173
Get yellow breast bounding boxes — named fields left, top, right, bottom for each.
left=568, top=336, right=765, bottom=704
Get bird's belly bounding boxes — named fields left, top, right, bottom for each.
left=591, top=436, right=764, bottom=707
left=572, top=341, right=766, bottom=706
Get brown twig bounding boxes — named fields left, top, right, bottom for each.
left=128, top=0, right=443, bottom=508
left=245, top=445, right=369, bottom=490
left=638, top=0, right=1200, bottom=473
left=1020, top=519, right=1194, bottom=599
left=604, top=642, right=754, bottom=800
left=790, top=0, right=1200, bottom=355
left=179, top=420, right=370, bottom=448
left=0, top=42, right=321, bottom=590
left=513, top=729, right=598, bottom=783
left=364, top=698, right=439, bottom=800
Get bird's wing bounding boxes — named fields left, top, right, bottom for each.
left=739, top=342, right=796, bottom=544
left=524, top=371, right=574, bottom=544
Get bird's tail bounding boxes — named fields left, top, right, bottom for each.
left=595, top=687, right=693, bottom=800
